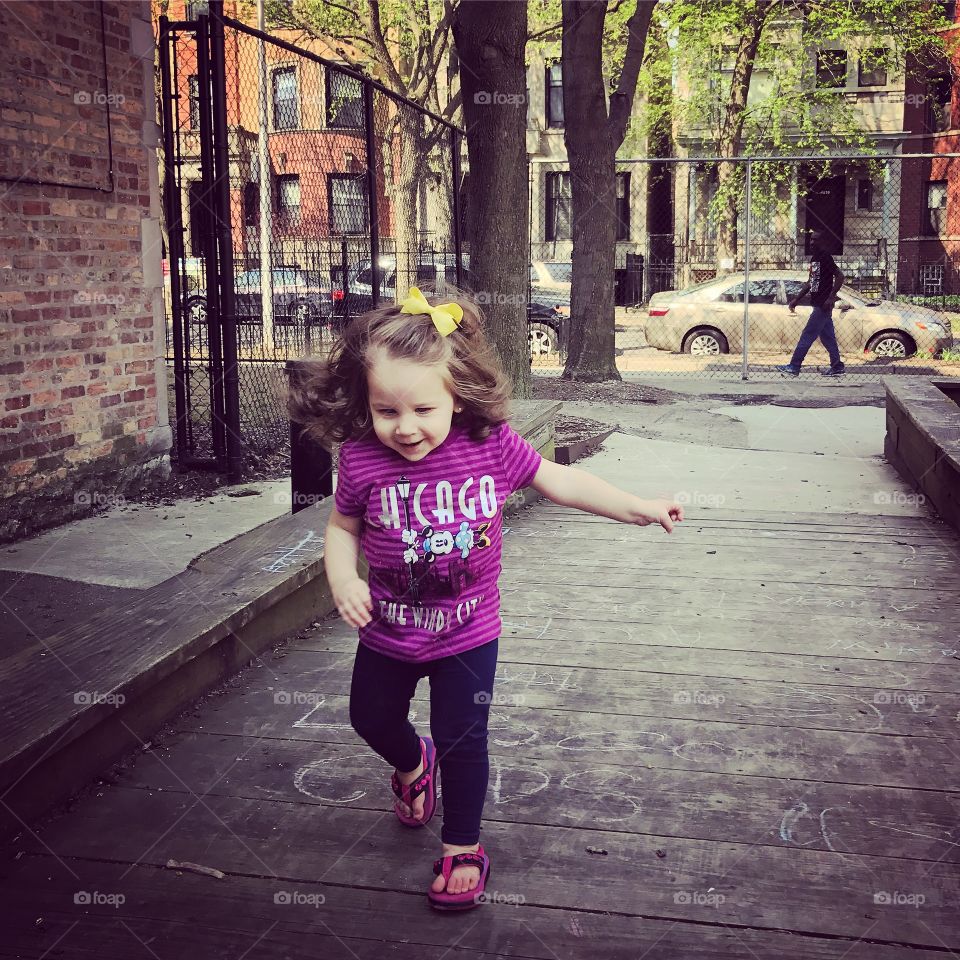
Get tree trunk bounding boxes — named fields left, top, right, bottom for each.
left=561, top=0, right=621, bottom=381
left=453, top=0, right=530, bottom=398
left=714, top=0, right=774, bottom=271
left=392, top=107, right=423, bottom=302
left=560, top=0, right=654, bottom=381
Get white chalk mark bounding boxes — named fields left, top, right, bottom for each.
left=261, top=529, right=324, bottom=573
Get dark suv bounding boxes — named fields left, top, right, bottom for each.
left=333, top=255, right=570, bottom=356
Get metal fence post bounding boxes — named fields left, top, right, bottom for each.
left=363, top=77, right=380, bottom=306
left=451, top=127, right=463, bottom=287
left=209, top=0, right=243, bottom=482
left=158, top=17, right=189, bottom=466
left=742, top=158, right=752, bottom=381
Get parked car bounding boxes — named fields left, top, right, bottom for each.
left=530, top=260, right=572, bottom=293
left=645, top=270, right=954, bottom=359
left=333, top=254, right=571, bottom=357
left=181, top=265, right=332, bottom=326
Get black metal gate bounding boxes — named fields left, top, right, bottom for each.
left=158, top=1, right=465, bottom=481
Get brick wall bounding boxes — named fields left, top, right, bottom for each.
left=0, top=0, right=170, bottom=543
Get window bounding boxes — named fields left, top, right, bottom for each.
left=326, top=67, right=364, bottom=129
left=545, top=172, right=572, bottom=241
left=188, top=75, right=199, bottom=129
left=616, top=172, right=631, bottom=241
left=721, top=279, right=779, bottom=304
left=858, top=49, right=887, bottom=87
left=939, top=1, right=957, bottom=23
left=857, top=178, right=873, bottom=211
left=816, top=50, right=847, bottom=88
left=276, top=174, right=301, bottom=227
left=243, top=182, right=259, bottom=227
left=185, top=1, right=208, bottom=18
left=272, top=66, right=298, bottom=130
left=544, top=262, right=572, bottom=283
left=926, top=180, right=947, bottom=236
left=545, top=62, right=564, bottom=128
left=328, top=173, right=368, bottom=234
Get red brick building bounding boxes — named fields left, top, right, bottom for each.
left=0, top=0, right=168, bottom=543
left=898, top=2, right=960, bottom=294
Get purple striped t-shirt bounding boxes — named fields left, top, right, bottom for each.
left=334, top=420, right=542, bottom=662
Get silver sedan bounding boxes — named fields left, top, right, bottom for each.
left=646, top=270, right=953, bottom=359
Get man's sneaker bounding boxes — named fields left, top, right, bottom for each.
left=775, top=364, right=800, bottom=377
left=821, top=365, right=846, bottom=377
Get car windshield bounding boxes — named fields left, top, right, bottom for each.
left=544, top=262, right=572, bottom=283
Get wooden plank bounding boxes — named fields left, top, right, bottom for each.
left=2, top=856, right=945, bottom=960
left=175, top=692, right=960, bottom=791
left=119, top=730, right=960, bottom=863
left=304, top=608, right=960, bottom=662
left=18, top=789, right=959, bottom=947
left=498, top=583, right=960, bottom=624
left=294, top=631, right=960, bottom=692
left=234, top=648, right=960, bottom=739
left=500, top=549, right=960, bottom=591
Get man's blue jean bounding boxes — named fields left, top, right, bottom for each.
left=789, top=304, right=843, bottom=370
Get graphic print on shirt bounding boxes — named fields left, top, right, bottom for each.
left=369, top=473, right=496, bottom=617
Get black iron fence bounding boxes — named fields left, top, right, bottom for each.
left=529, top=155, right=960, bottom=380
left=159, top=2, right=465, bottom=478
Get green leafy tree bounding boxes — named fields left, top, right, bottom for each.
left=645, top=0, right=954, bottom=268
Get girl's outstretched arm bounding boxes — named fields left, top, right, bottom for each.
left=529, top=458, right=684, bottom=533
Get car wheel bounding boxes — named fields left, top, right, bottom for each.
left=866, top=330, right=915, bottom=359
left=528, top=321, right=559, bottom=357
left=682, top=327, right=728, bottom=355
left=185, top=296, right=207, bottom=325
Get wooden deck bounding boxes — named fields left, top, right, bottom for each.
left=3, top=502, right=960, bottom=958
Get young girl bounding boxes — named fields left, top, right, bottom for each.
left=290, top=286, right=683, bottom=912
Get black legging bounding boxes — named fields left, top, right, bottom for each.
left=348, top=637, right=498, bottom=846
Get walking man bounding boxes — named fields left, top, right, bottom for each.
left=777, top=230, right=846, bottom=377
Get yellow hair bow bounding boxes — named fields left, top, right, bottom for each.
left=399, top=286, right=464, bottom=337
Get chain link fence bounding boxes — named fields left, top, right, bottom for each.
left=529, top=155, right=960, bottom=381
left=160, top=9, right=464, bottom=471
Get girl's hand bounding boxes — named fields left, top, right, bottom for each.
left=332, top=577, right=373, bottom=627
left=629, top=497, right=685, bottom=533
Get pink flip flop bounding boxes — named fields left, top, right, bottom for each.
left=427, top=845, right=491, bottom=911
left=390, top=736, right=438, bottom=828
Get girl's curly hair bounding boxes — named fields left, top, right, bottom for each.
left=288, top=286, right=513, bottom=448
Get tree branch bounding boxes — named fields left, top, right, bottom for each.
left=366, top=0, right=408, bottom=94
left=607, top=0, right=656, bottom=148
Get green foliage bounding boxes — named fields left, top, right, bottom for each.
left=643, top=0, right=952, bottom=158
